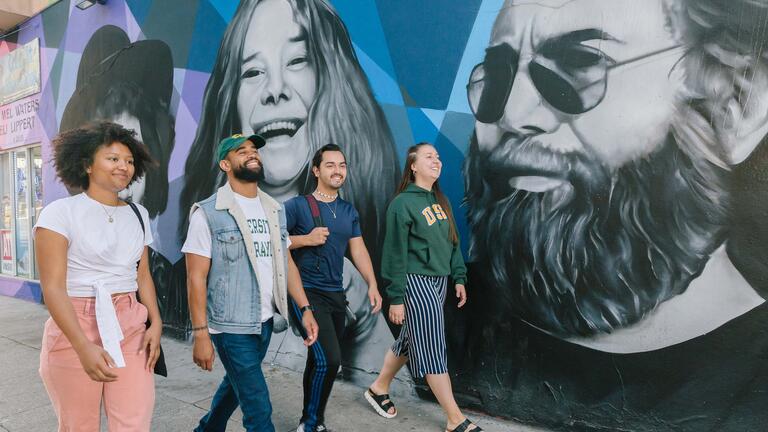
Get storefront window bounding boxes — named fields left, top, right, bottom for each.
left=32, top=147, right=42, bottom=279
left=14, top=149, right=31, bottom=278
left=0, top=145, right=40, bottom=279
left=0, top=153, right=13, bottom=275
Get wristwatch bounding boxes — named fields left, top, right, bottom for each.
left=300, top=304, right=314, bottom=314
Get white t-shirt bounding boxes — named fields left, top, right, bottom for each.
left=182, top=193, right=276, bottom=325
left=34, top=193, right=153, bottom=292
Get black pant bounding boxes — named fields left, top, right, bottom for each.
left=291, top=288, right=346, bottom=429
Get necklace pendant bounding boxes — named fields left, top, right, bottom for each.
left=108, top=216, right=114, bottom=223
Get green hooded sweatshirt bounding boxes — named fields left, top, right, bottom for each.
left=381, top=183, right=467, bottom=305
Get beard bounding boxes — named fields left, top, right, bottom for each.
left=233, top=161, right=265, bottom=183
left=465, top=112, right=730, bottom=338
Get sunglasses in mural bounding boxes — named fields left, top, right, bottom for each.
left=467, top=42, right=683, bottom=120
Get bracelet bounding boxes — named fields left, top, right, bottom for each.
left=191, top=325, right=208, bottom=332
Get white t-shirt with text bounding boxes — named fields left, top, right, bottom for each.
left=182, top=193, right=276, bottom=326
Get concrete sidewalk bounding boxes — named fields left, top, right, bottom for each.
left=0, top=295, right=545, bottom=432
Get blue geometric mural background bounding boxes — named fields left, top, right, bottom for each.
left=8, top=0, right=503, bottom=412
left=18, top=0, right=505, bottom=262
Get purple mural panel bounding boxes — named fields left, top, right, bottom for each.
left=60, top=1, right=127, bottom=54
left=0, top=278, right=42, bottom=302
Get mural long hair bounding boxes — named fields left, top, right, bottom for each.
left=398, top=143, right=459, bottom=245
left=671, top=0, right=768, bottom=297
left=669, top=0, right=768, bottom=169
left=179, top=0, right=399, bottom=261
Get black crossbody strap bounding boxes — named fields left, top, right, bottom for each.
left=128, top=202, right=145, bottom=269
left=128, top=201, right=145, bottom=234
left=126, top=201, right=168, bottom=377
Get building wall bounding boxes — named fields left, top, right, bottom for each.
left=2, top=0, right=768, bottom=430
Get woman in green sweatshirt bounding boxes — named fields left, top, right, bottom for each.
left=364, top=143, right=481, bottom=432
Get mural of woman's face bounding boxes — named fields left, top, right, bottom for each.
left=237, top=0, right=318, bottom=188
left=113, top=111, right=146, bottom=204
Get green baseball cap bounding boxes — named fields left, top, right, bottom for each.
left=217, top=134, right=266, bottom=161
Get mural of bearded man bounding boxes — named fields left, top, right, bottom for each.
left=456, top=0, right=768, bottom=430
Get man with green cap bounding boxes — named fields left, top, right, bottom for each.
left=183, top=134, right=319, bottom=432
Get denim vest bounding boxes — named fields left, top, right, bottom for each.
left=192, top=183, right=290, bottom=334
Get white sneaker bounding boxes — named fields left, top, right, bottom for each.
left=297, top=423, right=328, bottom=432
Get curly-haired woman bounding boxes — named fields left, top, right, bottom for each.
left=35, top=121, right=162, bottom=431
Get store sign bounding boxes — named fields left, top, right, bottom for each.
left=0, top=39, right=41, bottom=106
left=0, top=229, right=13, bottom=274
left=0, top=94, right=41, bottom=149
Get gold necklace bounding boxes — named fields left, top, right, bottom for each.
left=87, top=193, right=119, bottom=223
left=99, top=203, right=118, bottom=223
left=324, top=200, right=338, bottom=219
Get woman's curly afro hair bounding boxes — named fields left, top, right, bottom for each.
left=53, top=121, right=155, bottom=191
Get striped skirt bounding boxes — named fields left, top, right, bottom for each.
left=391, top=274, right=448, bottom=377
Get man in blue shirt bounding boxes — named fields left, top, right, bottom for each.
left=285, top=144, right=382, bottom=432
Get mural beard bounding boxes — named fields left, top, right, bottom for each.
left=465, top=112, right=732, bottom=338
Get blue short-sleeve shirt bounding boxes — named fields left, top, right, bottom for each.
left=284, top=195, right=361, bottom=291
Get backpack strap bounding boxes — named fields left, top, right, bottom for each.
left=304, top=194, right=324, bottom=228
left=128, top=202, right=145, bottom=270
left=127, top=201, right=167, bottom=377
left=303, top=194, right=326, bottom=268
left=128, top=202, right=145, bottom=234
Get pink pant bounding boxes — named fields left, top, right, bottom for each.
left=39, top=293, right=155, bottom=431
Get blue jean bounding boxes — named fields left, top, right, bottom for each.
left=194, top=319, right=274, bottom=432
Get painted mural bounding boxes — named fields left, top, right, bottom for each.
left=178, top=0, right=400, bottom=376
left=3, top=0, right=768, bottom=430
left=455, top=1, right=768, bottom=431
left=57, top=24, right=186, bottom=334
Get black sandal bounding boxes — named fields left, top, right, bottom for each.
left=447, top=419, right=483, bottom=432
left=364, top=388, right=397, bottom=418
